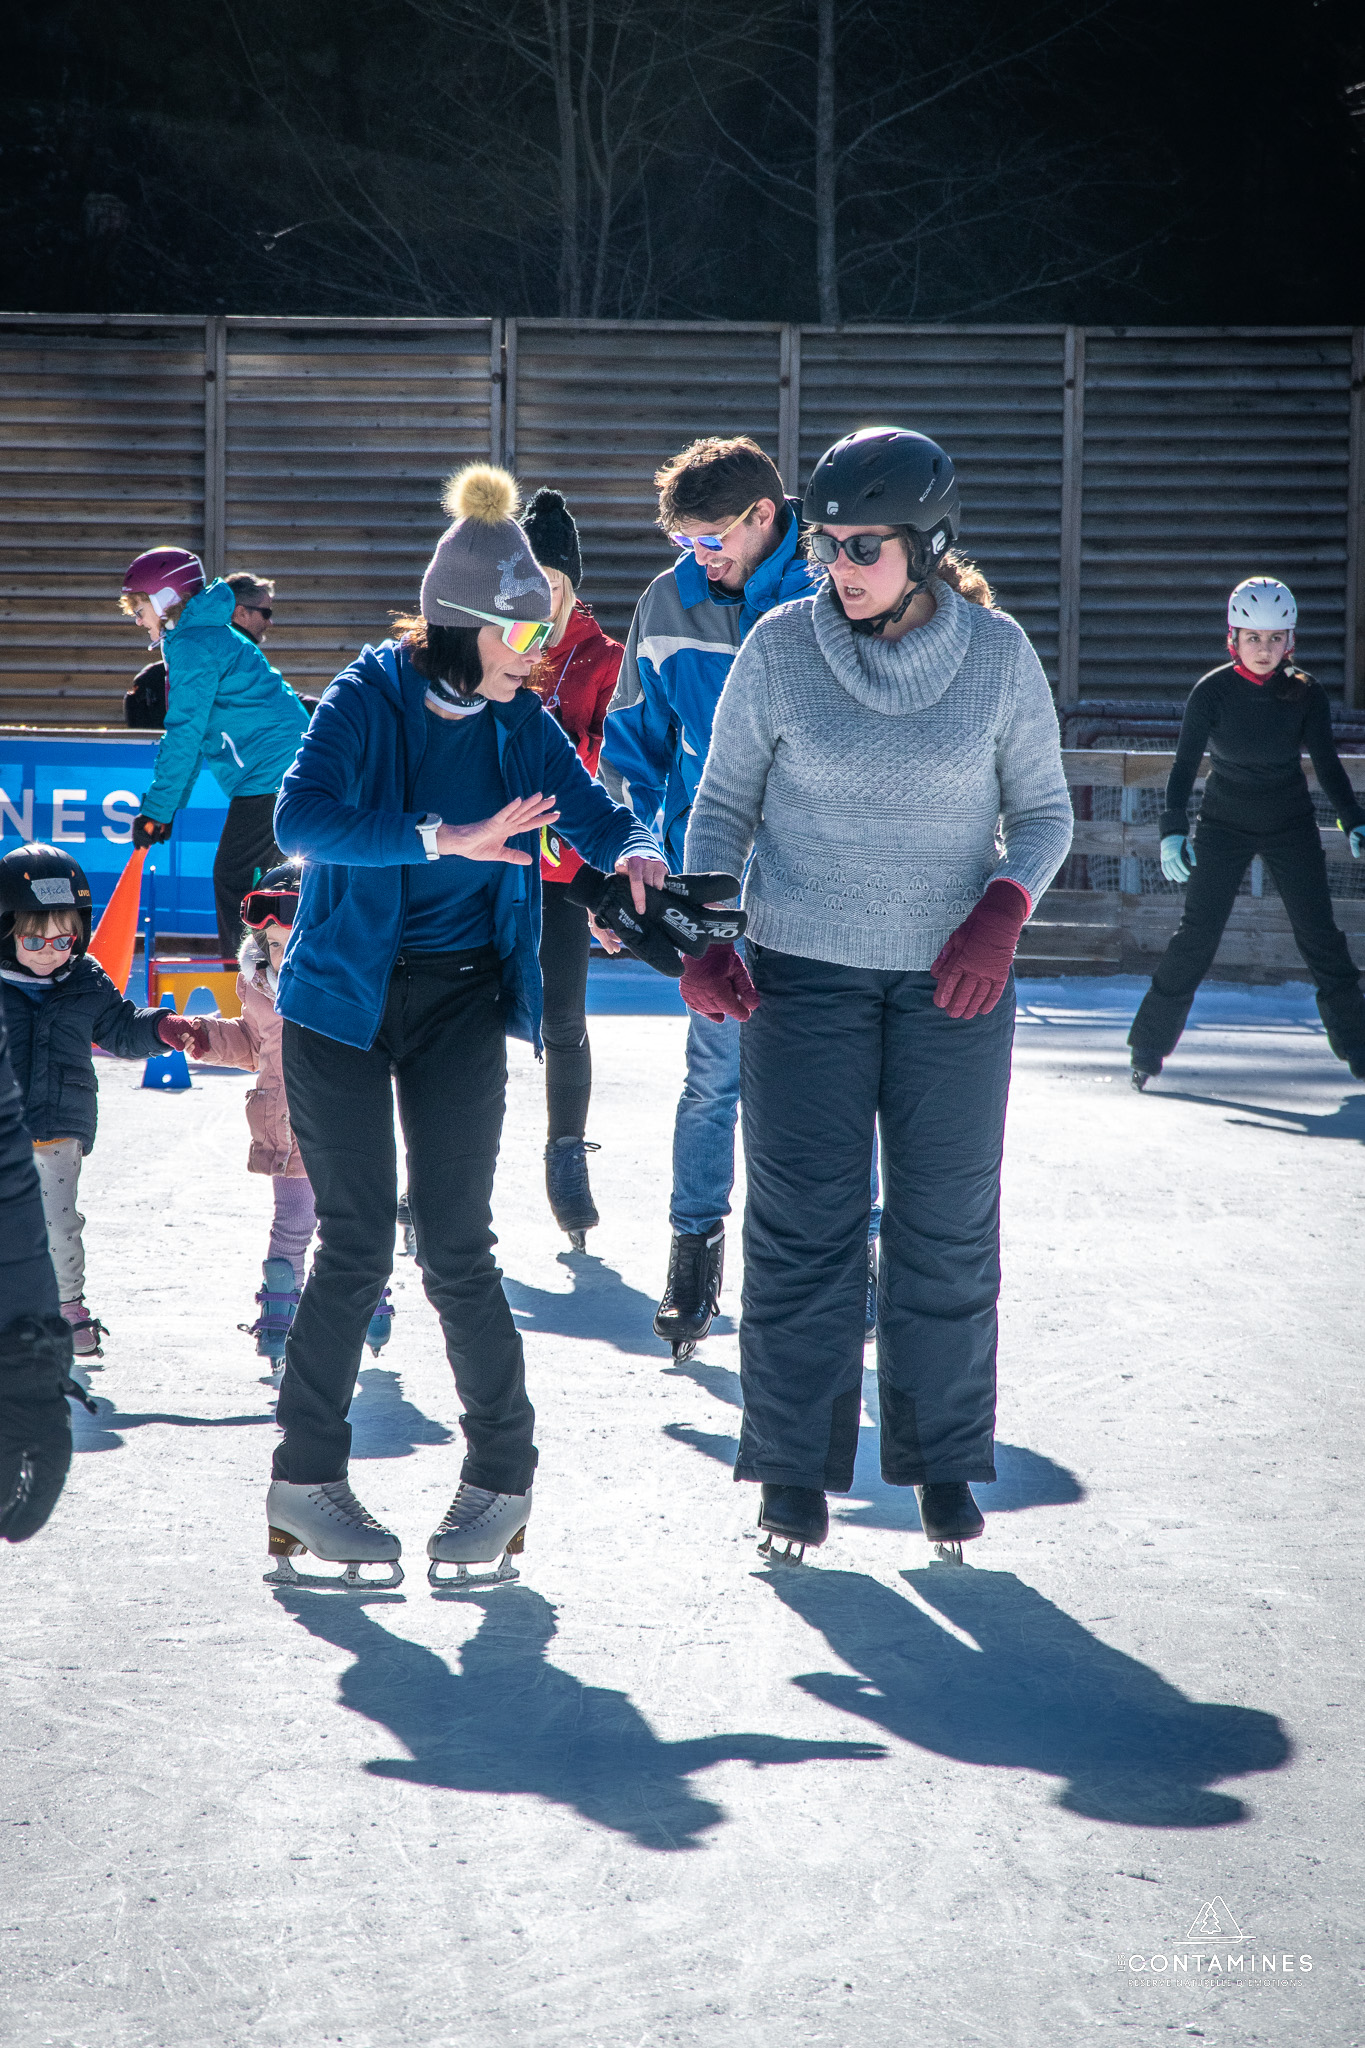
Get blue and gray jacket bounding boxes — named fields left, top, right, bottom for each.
left=273, top=640, right=660, bottom=1052
left=600, top=500, right=817, bottom=868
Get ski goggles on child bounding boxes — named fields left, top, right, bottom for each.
left=433, top=601, right=554, bottom=654
left=19, top=932, right=77, bottom=952
left=669, top=502, right=757, bottom=552
left=809, top=530, right=894, bottom=567
left=241, top=886, right=299, bottom=931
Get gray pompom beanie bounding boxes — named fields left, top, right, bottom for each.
left=419, top=466, right=552, bottom=628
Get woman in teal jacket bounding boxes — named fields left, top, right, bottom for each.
left=121, top=548, right=309, bottom=959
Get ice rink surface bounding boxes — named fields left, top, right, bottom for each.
left=3, top=970, right=1361, bottom=2048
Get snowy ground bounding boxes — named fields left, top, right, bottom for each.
left=3, top=970, right=1362, bottom=2048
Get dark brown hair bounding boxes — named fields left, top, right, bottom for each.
left=392, top=615, right=485, bottom=698
left=655, top=435, right=786, bottom=531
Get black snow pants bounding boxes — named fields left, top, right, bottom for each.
left=213, top=792, right=284, bottom=962
left=539, top=879, right=592, bottom=1142
left=275, top=949, right=536, bottom=1492
left=736, top=946, right=1015, bottom=1494
left=1129, top=813, right=1365, bottom=1063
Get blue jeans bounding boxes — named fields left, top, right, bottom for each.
left=669, top=1010, right=884, bottom=1241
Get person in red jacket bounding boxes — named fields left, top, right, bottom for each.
left=521, top=489, right=625, bottom=1249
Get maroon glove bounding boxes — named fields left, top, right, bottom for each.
left=156, top=1013, right=209, bottom=1055
left=930, top=879, right=1031, bottom=1020
left=679, top=943, right=760, bottom=1023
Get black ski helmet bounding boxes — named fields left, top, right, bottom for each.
left=0, top=843, right=93, bottom=959
left=803, top=427, right=960, bottom=560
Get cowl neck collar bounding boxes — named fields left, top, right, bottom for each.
left=811, top=575, right=974, bottom=715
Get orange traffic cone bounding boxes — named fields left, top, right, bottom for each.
left=88, top=846, right=147, bottom=994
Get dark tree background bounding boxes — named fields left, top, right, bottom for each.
left=2, top=0, right=1361, bottom=323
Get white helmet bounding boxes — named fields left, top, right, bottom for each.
left=1228, top=577, right=1297, bottom=633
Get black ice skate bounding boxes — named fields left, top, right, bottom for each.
left=757, top=1484, right=828, bottom=1565
left=915, top=1481, right=984, bottom=1564
left=545, top=1137, right=600, bottom=1252
left=1130, top=1052, right=1162, bottom=1091
left=654, top=1226, right=724, bottom=1361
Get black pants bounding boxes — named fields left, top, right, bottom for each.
left=539, top=880, right=592, bottom=1142
left=0, top=1011, right=59, bottom=1325
left=214, top=792, right=283, bottom=960
left=275, top=950, right=536, bottom=1491
left=737, top=947, right=1015, bottom=1494
left=1130, top=813, right=1365, bottom=1062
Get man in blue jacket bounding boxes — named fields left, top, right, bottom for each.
left=601, top=436, right=817, bottom=1356
left=121, top=548, right=310, bottom=961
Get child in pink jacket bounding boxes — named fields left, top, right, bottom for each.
left=191, top=863, right=392, bottom=1379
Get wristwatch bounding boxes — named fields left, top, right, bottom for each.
left=416, top=813, right=442, bottom=862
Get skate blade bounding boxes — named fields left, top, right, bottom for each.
left=757, top=1532, right=807, bottom=1565
left=670, top=1339, right=698, bottom=1362
left=567, top=1230, right=587, bottom=1253
left=427, top=1524, right=526, bottom=1591
left=932, top=1540, right=965, bottom=1565
left=264, top=1531, right=403, bottom=1591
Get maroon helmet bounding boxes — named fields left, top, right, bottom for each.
left=122, top=547, right=206, bottom=617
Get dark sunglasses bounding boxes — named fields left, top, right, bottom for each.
left=21, top=932, right=77, bottom=952
left=810, top=531, right=895, bottom=567
left=246, top=605, right=273, bottom=619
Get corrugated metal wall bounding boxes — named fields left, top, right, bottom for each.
left=0, top=314, right=1360, bottom=724
left=1080, top=330, right=1355, bottom=698
left=0, top=320, right=206, bottom=721
left=223, top=319, right=497, bottom=697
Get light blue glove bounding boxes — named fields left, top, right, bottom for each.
left=1350, top=825, right=1364, bottom=860
left=1160, top=833, right=1195, bottom=884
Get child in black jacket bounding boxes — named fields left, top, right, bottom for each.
left=0, top=845, right=200, bottom=1359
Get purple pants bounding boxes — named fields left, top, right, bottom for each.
left=268, top=1174, right=317, bottom=1285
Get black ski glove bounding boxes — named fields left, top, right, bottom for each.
left=567, top=867, right=746, bottom=979
left=0, top=1314, right=91, bottom=1544
left=132, top=814, right=174, bottom=850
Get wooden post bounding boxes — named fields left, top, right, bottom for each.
left=1345, top=327, right=1364, bottom=712
left=778, top=324, right=802, bottom=493
left=502, top=319, right=519, bottom=473
left=1057, top=325, right=1085, bottom=706
left=202, top=315, right=227, bottom=579
left=488, top=318, right=504, bottom=467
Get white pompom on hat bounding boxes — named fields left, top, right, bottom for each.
left=419, top=465, right=553, bottom=628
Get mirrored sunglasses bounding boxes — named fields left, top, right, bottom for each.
left=810, top=530, right=891, bottom=567
left=669, top=502, right=758, bottom=552
left=434, top=601, right=554, bottom=654
left=21, top=932, right=77, bottom=952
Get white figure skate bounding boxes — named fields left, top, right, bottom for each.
left=264, top=1478, right=404, bottom=1589
left=426, top=1484, right=531, bottom=1589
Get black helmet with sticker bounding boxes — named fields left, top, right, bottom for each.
left=803, top=427, right=960, bottom=556
left=0, top=842, right=93, bottom=956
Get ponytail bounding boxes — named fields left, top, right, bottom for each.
left=934, top=549, right=994, bottom=608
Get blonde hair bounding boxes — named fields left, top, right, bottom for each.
left=542, top=569, right=578, bottom=648
left=118, top=591, right=184, bottom=627
left=13, top=904, right=81, bottom=940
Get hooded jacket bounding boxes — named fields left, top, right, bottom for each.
left=140, top=579, right=310, bottom=822
left=193, top=934, right=305, bottom=1178
left=530, top=602, right=624, bottom=887
left=600, top=500, right=817, bottom=868
left=272, top=639, right=661, bottom=1052
left=0, top=955, right=170, bottom=1153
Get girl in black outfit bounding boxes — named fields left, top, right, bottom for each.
left=1129, top=578, right=1365, bottom=1086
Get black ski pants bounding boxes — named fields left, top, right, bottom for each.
left=736, top=946, right=1014, bottom=1494
left=539, top=879, right=592, bottom=1142
left=275, top=949, right=536, bottom=1492
left=1130, top=813, right=1365, bottom=1062
left=213, top=792, right=283, bottom=961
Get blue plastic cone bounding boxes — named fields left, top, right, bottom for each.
left=142, top=994, right=192, bottom=1092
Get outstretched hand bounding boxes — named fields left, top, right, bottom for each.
left=435, top=795, right=559, bottom=866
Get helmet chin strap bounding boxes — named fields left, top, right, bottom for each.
left=836, top=565, right=934, bottom=638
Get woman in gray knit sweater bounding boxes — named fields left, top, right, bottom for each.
left=682, top=428, right=1073, bottom=1562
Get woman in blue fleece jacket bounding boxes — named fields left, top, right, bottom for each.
left=262, top=467, right=663, bottom=1592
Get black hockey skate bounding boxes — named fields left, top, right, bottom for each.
left=915, top=1482, right=984, bottom=1564
left=545, top=1137, right=600, bottom=1252
left=1130, top=1052, right=1162, bottom=1091
left=653, top=1226, right=723, bottom=1361
left=757, top=1484, right=828, bottom=1565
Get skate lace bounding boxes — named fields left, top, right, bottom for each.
left=546, top=1139, right=599, bottom=1202
left=434, top=1484, right=503, bottom=1535
left=314, top=1480, right=387, bottom=1533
